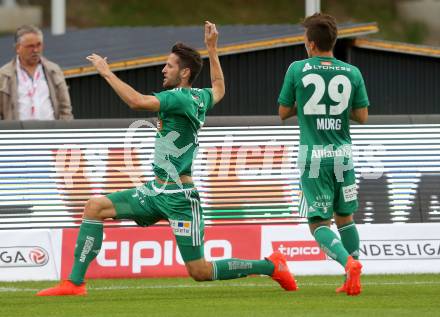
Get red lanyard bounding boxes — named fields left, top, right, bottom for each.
left=19, top=67, right=41, bottom=117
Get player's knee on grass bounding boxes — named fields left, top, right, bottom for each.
left=186, top=260, right=212, bottom=281
left=83, top=197, right=108, bottom=220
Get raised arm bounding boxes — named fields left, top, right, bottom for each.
left=86, top=54, right=160, bottom=112
left=204, top=21, right=225, bottom=105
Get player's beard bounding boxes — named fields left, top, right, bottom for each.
left=163, top=75, right=182, bottom=90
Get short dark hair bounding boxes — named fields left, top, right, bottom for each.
left=302, top=13, right=338, bottom=52
left=171, top=43, right=203, bottom=84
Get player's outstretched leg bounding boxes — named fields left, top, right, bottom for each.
left=187, top=252, right=297, bottom=291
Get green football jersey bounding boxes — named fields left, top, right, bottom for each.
left=278, top=56, right=369, bottom=166
left=153, top=87, right=214, bottom=182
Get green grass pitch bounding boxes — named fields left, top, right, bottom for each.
left=1, top=274, right=440, bottom=317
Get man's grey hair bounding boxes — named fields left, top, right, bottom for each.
left=15, top=25, right=43, bottom=44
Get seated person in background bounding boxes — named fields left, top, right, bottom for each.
left=0, top=25, right=73, bottom=120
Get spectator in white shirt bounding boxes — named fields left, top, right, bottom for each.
left=0, top=25, right=73, bottom=120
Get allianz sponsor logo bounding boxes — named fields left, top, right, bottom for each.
left=302, top=62, right=352, bottom=72
left=0, top=246, right=49, bottom=267
left=360, top=240, right=440, bottom=260
left=310, top=144, right=352, bottom=159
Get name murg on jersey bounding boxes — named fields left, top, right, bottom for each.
left=317, top=118, right=342, bottom=130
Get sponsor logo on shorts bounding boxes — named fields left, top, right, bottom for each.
left=170, top=220, right=192, bottom=237
left=343, top=184, right=357, bottom=202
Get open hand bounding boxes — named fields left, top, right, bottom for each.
left=86, top=53, right=111, bottom=77
left=204, top=21, right=218, bottom=49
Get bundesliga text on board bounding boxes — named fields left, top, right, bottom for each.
left=361, top=240, right=440, bottom=260
left=264, top=224, right=440, bottom=274
left=271, top=239, right=440, bottom=261
left=0, top=247, right=49, bottom=267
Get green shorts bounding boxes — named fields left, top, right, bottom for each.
left=107, top=180, right=204, bottom=263
left=298, top=164, right=358, bottom=222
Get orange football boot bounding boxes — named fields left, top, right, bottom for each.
left=344, top=256, right=362, bottom=296
left=335, top=281, right=347, bottom=293
left=36, top=280, right=87, bottom=296
left=267, top=251, right=298, bottom=291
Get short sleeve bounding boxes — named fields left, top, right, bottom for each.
left=154, top=90, right=182, bottom=114
left=352, top=69, right=370, bottom=109
left=277, top=63, right=296, bottom=107
left=200, top=88, right=214, bottom=110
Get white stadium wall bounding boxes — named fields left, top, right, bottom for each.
left=1, top=223, right=440, bottom=281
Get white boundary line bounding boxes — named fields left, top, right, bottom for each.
left=1, top=280, right=440, bottom=293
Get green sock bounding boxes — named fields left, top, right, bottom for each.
left=69, top=219, right=103, bottom=285
left=313, top=226, right=350, bottom=267
left=211, top=258, right=274, bottom=280
left=338, top=221, right=360, bottom=260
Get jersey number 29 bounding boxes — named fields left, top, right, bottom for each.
left=302, top=74, right=351, bottom=115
